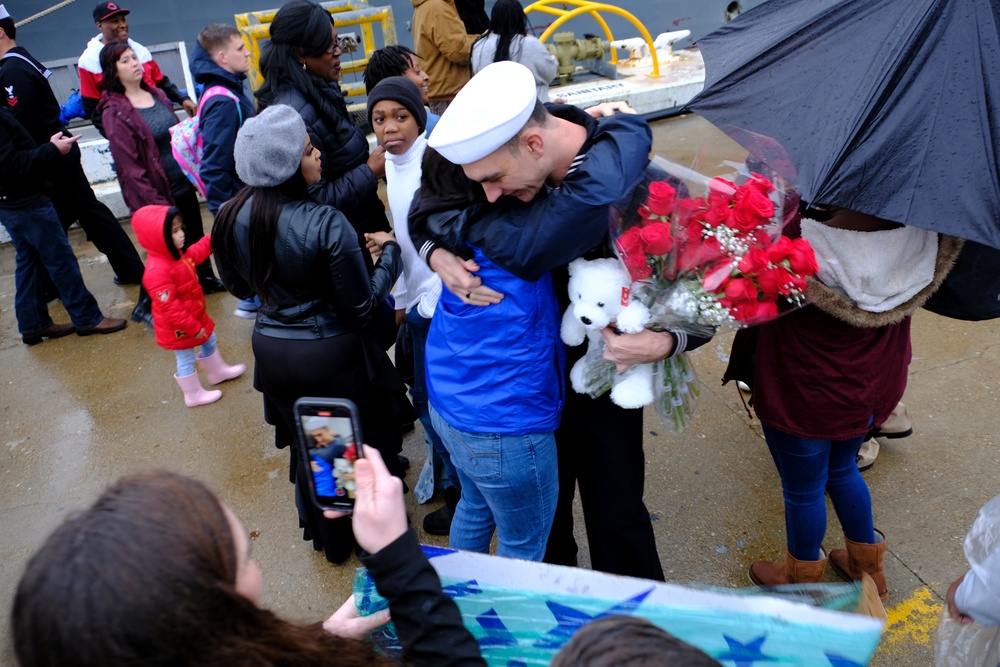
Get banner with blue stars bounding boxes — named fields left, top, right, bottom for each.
left=356, top=545, right=883, bottom=666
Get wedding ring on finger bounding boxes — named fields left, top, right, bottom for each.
left=466, top=291, right=472, bottom=299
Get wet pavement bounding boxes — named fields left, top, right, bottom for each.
left=1, top=115, right=998, bottom=665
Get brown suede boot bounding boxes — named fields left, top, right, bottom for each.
left=829, top=530, right=888, bottom=600
left=749, top=550, right=827, bottom=586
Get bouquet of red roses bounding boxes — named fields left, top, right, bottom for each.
left=616, top=159, right=818, bottom=328
left=577, top=154, right=819, bottom=432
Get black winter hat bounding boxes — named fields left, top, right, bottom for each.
left=366, top=76, right=427, bottom=134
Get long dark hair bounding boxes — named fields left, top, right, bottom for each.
left=256, top=0, right=342, bottom=122
left=12, top=471, right=390, bottom=667
left=212, top=169, right=310, bottom=303
left=485, top=0, right=528, bottom=63
left=363, top=44, right=418, bottom=94
left=419, top=148, right=484, bottom=207
left=98, top=40, right=149, bottom=95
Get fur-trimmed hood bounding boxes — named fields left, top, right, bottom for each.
left=806, top=232, right=964, bottom=328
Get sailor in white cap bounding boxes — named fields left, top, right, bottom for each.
left=303, top=415, right=328, bottom=433
left=428, top=61, right=589, bottom=204
left=416, top=60, right=716, bottom=580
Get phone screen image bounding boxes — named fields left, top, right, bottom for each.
left=301, top=413, right=359, bottom=507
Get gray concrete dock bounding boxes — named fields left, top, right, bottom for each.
left=0, top=115, right=996, bottom=665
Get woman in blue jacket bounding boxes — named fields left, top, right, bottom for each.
left=413, top=148, right=564, bottom=562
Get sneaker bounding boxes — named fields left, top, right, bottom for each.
left=234, top=297, right=259, bottom=319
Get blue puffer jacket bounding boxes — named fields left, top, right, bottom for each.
left=426, top=245, right=565, bottom=435
left=188, top=44, right=257, bottom=214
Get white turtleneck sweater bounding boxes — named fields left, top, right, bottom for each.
left=385, top=132, right=441, bottom=316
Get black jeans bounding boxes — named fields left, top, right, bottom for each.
left=49, top=147, right=145, bottom=283
left=545, top=387, right=665, bottom=581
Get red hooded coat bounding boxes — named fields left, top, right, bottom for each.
left=132, top=205, right=215, bottom=350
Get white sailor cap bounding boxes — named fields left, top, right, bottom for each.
left=0, top=5, right=10, bottom=20
left=303, top=416, right=327, bottom=431
left=428, top=61, right=536, bottom=165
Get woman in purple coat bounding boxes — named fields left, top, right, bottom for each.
left=97, top=40, right=224, bottom=294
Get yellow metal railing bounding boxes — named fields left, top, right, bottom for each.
left=524, top=0, right=660, bottom=77
left=235, top=0, right=397, bottom=97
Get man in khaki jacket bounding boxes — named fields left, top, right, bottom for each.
left=411, top=0, right=478, bottom=114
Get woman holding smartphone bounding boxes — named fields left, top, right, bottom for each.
left=212, top=104, right=413, bottom=564
left=13, top=449, right=486, bottom=666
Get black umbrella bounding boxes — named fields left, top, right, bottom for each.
left=687, top=0, right=1000, bottom=249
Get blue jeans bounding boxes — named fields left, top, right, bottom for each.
left=173, top=332, right=218, bottom=376
left=408, top=309, right=458, bottom=504
left=761, top=422, right=876, bottom=561
left=1, top=201, right=103, bottom=333
left=430, top=405, right=558, bottom=561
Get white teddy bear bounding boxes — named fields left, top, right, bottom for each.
left=560, top=257, right=655, bottom=409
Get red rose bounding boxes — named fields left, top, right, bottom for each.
left=700, top=236, right=728, bottom=265
left=723, top=276, right=757, bottom=301
left=703, top=260, right=737, bottom=293
left=755, top=266, right=792, bottom=300
left=753, top=229, right=774, bottom=247
left=676, top=243, right=701, bottom=273
left=732, top=299, right=778, bottom=324
left=732, top=186, right=774, bottom=228
left=744, top=173, right=775, bottom=195
left=684, top=220, right=706, bottom=244
left=787, top=273, right=807, bottom=293
left=703, top=202, right=732, bottom=228
left=787, top=238, right=820, bottom=275
left=677, top=196, right=710, bottom=226
left=640, top=223, right=674, bottom=256
left=707, top=178, right=736, bottom=208
left=625, top=253, right=653, bottom=280
left=616, top=227, right=644, bottom=259
left=765, top=235, right=794, bottom=264
left=738, top=247, right=769, bottom=275
left=646, top=181, right=676, bottom=217
left=729, top=203, right=763, bottom=234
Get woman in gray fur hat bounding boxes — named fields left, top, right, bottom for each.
left=212, top=104, right=415, bottom=564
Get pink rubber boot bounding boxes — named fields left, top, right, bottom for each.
left=196, top=349, right=246, bottom=385
left=174, top=372, right=222, bottom=407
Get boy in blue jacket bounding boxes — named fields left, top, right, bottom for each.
left=189, top=23, right=260, bottom=318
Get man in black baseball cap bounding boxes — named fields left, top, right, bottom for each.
left=77, top=1, right=195, bottom=134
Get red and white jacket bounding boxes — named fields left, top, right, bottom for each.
left=77, top=35, right=164, bottom=100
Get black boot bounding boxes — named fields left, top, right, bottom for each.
left=197, top=265, right=227, bottom=295
left=130, top=288, right=154, bottom=327
left=422, top=486, right=460, bottom=536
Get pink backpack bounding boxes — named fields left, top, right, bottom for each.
left=170, top=85, right=243, bottom=197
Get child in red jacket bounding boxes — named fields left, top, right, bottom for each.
left=132, top=205, right=244, bottom=407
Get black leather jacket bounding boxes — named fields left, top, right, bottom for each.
left=216, top=196, right=401, bottom=340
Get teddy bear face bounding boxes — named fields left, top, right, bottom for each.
left=566, top=258, right=632, bottom=331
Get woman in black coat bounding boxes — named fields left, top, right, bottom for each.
left=213, top=104, right=413, bottom=564
left=255, top=0, right=389, bottom=254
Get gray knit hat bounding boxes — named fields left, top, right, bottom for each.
left=367, top=76, right=427, bottom=134
left=234, top=104, right=308, bottom=187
